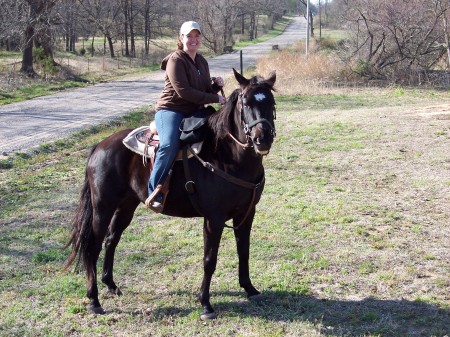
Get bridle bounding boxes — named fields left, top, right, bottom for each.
left=183, top=85, right=276, bottom=230
left=228, top=88, right=276, bottom=150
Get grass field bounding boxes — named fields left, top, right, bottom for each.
left=0, top=87, right=449, bottom=336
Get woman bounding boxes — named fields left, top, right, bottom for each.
left=145, top=21, right=226, bottom=212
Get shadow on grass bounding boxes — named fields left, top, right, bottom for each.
left=148, top=290, right=449, bottom=336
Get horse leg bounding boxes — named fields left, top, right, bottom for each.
left=101, top=199, right=140, bottom=296
left=199, top=217, right=224, bottom=320
left=233, top=208, right=261, bottom=299
left=85, top=207, right=115, bottom=314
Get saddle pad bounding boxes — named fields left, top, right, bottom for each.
left=122, top=126, right=203, bottom=159
left=122, top=126, right=158, bottom=158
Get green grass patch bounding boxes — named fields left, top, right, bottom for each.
left=0, top=81, right=88, bottom=106
left=32, top=248, right=67, bottom=263
left=1, top=93, right=449, bottom=336
left=276, top=88, right=450, bottom=110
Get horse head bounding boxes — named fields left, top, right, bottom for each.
left=233, top=68, right=277, bottom=156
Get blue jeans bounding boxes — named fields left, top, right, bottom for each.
left=148, top=109, right=184, bottom=196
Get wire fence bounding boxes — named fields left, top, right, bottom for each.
left=1, top=48, right=169, bottom=83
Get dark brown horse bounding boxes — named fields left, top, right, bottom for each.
left=65, top=69, right=277, bottom=320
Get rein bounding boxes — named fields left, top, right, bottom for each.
left=182, top=145, right=265, bottom=230
left=182, top=83, right=274, bottom=229
left=227, top=132, right=252, bottom=149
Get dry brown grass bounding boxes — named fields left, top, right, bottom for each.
left=256, top=42, right=346, bottom=95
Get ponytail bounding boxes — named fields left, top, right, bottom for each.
left=177, top=36, right=183, bottom=50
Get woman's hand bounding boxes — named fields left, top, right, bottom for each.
left=213, top=76, right=225, bottom=87
left=218, top=95, right=226, bottom=105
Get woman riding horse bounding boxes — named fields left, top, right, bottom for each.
left=65, top=68, right=276, bottom=320
left=146, top=20, right=226, bottom=211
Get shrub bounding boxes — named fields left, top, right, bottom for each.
left=256, top=41, right=344, bottom=95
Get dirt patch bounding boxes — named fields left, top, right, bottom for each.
left=301, top=101, right=450, bottom=302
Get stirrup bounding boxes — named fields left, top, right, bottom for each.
left=145, top=185, right=165, bottom=213
left=145, top=169, right=173, bottom=213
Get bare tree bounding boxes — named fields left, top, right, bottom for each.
left=171, top=0, right=239, bottom=53
left=142, top=0, right=165, bottom=55
left=1, top=0, right=291, bottom=70
left=121, top=0, right=164, bottom=58
left=0, top=0, right=25, bottom=51
left=334, top=0, right=450, bottom=79
left=435, top=0, right=450, bottom=68
left=77, top=0, right=122, bottom=58
left=21, top=0, right=59, bottom=76
left=59, top=1, right=78, bottom=52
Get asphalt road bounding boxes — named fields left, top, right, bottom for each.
left=0, top=17, right=306, bottom=155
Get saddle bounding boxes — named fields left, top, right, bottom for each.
left=122, top=123, right=203, bottom=213
left=122, top=124, right=203, bottom=164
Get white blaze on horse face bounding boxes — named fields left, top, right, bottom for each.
left=254, top=93, right=266, bottom=102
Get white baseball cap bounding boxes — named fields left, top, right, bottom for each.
left=179, top=21, right=202, bottom=35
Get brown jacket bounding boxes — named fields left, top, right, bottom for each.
left=155, top=50, right=221, bottom=115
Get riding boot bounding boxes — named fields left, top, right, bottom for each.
left=145, top=169, right=173, bottom=213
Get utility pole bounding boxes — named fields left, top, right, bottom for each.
left=319, top=0, right=322, bottom=40
left=306, top=0, right=310, bottom=57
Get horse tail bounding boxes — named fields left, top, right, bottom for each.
left=64, top=145, right=97, bottom=271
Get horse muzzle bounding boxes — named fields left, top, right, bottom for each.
left=251, top=128, right=274, bottom=156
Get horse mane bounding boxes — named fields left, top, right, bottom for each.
left=208, top=88, right=240, bottom=142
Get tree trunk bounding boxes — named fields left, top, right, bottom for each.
left=20, top=0, right=57, bottom=76
left=21, top=24, right=36, bottom=76
left=129, top=0, right=135, bottom=58
left=90, top=36, right=95, bottom=57
left=65, top=32, right=70, bottom=51
left=123, top=0, right=130, bottom=56
left=70, top=30, right=76, bottom=52
left=223, top=17, right=228, bottom=47
left=443, top=15, right=450, bottom=69
left=249, top=13, right=255, bottom=40
left=107, top=35, right=115, bottom=58
left=144, top=0, right=150, bottom=55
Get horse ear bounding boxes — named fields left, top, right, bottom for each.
left=233, top=68, right=250, bottom=88
left=265, top=70, right=276, bottom=88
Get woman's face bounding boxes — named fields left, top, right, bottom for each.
left=182, top=29, right=202, bottom=54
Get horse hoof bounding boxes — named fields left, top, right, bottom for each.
left=88, top=304, right=105, bottom=315
left=248, top=293, right=263, bottom=302
left=200, top=311, right=217, bottom=320
left=108, top=287, right=123, bottom=296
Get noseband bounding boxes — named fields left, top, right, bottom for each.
left=239, top=92, right=276, bottom=142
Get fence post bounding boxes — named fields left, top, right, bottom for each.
left=240, top=50, right=243, bottom=75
